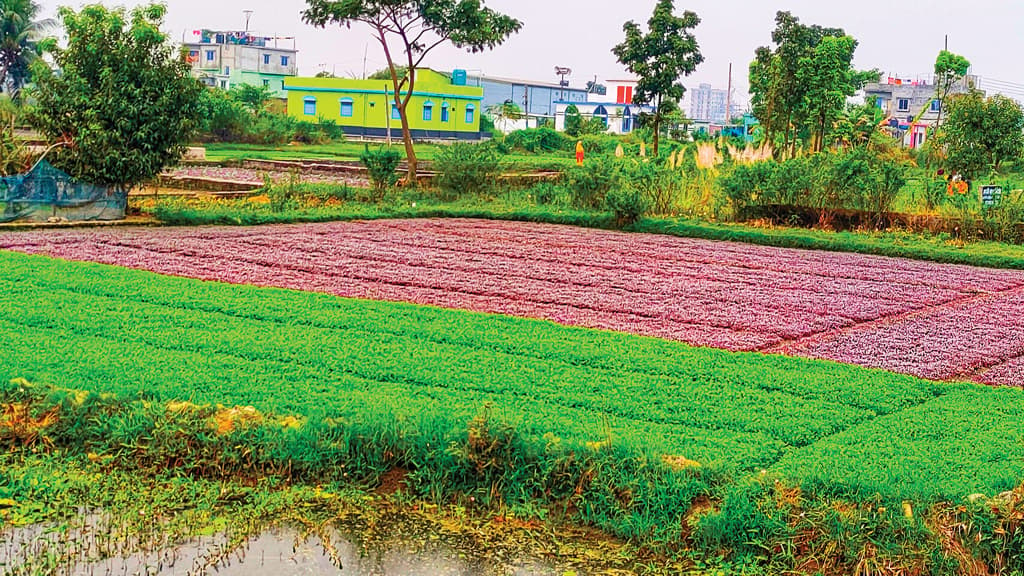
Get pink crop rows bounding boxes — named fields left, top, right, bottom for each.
left=3, top=218, right=1023, bottom=386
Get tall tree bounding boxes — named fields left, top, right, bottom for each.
left=30, top=4, right=201, bottom=191
left=933, top=50, right=970, bottom=129
left=749, top=11, right=846, bottom=156
left=939, top=91, right=1024, bottom=179
left=0, top=0, right=55, bottom=97
left=302, top=0, right=521, bottom=183
left=612, top=0, right=702, bottom=155
left=798, top=35, right=875, bottom=152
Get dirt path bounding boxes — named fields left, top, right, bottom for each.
left=3, top=218, right=1022, bottom=386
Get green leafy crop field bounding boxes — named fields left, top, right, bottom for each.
left=1, top=249, right=1021, bottom=506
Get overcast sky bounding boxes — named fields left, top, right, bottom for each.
left=36, top=0, right=1024, bottom=107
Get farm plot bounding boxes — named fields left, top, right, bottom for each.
left=0, top=250, right=1022, bottom=502
left=2, top=219, right=1024, bottom=385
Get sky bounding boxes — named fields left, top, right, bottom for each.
left=35, top=0, right=1024, bottom=108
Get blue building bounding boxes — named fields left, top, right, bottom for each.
left=468, top=74, right=589, bottom=128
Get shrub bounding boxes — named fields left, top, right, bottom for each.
left=359, top=146, right=401, bottom=198
left=502, top=128, right=572, bottom=154
left=528, top=182, right=565, bottom=206
left=605, top=185, right=650, bottom=225
left=719, top=161, right=777, bottom=216
left=566, top=157, right=623, bottom=209
left=432, top=142, right=503, bottom=200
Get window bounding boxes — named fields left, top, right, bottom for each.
left=392, top=104, right=401, bottom=120
left=215, top=34, right=225, bottom=44
left=224, top=66, right=230, bottom=75
left=303, top=97, right=317, bottom=116
left=188, top=50, right=199, bottom=59
left=931, top=99, right=941, bottom=112
left=441, top=102, right=450, bottom=122
left=262, top=79, right=269, bottom=87
left=465, top=104, right=475, bottom=124
left=205, top=50, right=215, bottom=62
left=422, top=101, right=433, bottom=121
left=263, top=54, right=270, bottom=65
left=897, top=98, right=910, bottom=112
left=876, top=96, right=885, bottom=109
left=340, top=98, right=354, bottom=117
left=281, top=56, right=289, bottom=67
left=281, top=81, right=285, bottom=90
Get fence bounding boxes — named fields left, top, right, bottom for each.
left=1, top=160, right=126, bottom=223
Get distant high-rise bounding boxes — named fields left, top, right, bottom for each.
left=689, top=83, right=728, bottom=124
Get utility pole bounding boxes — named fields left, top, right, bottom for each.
left=362, top=44, right=368, bottom=79
left=243, top=10, right=253, bottom=34
left=726, top=62, right=732, bottom=125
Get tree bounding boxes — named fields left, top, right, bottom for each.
left=368, top=65, right=407, bottom=81
left=0, top=0, right=55, bottom=97
left=933, top=50, right=970, bottom=128
left=797, top=35, right=861, bottom=152
left=486, top=99, right=522, bottom=133
left=229, top=83, right=273, bottom=113
left=939, top=91, right=1024, bottom=179
left=612, top=0, right=702, bottom=155
left=30, top=4, right=201, bottom=191
left=749, top=12, right=847, bottom=156
left=303, top=0, right=521, bottom=183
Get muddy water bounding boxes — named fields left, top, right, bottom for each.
left=1, top=521, right=559, bottom=575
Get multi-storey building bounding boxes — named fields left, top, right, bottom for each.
left=689, top=83, right=728, bottom=124
left=863, top=74, right=978, bottom=148
left=184, top=29, right=297, bottom=98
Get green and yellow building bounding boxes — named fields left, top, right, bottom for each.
left=284, top=69, right=483, bottom=140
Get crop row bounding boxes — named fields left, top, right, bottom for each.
left=2, top=250, right=1022, bottom=501
left=2, top=219, right=1023, bottom=385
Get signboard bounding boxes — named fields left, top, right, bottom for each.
left=981, top=185, right=1003, bottom=208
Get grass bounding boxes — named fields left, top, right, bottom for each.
left=2, top=250, right=1023, bottom=572
left=150, top=195, right=1024, bottom=271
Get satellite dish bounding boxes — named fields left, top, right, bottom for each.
left=554, top=66, right=572, bottom=77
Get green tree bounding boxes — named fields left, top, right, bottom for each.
left=612, top=0, right=702, bottom=155
left=368, top=65, right=407, bottom=81
left=0, top=0, right=56, bottom=97
left=486, top=99, right=522, bottom=133
left=303, top=0, right=521, bottom=183
left=228, top=83, right=273, bottom=113
left=29, top=3, right=201, bottom=191
left=939, top=91, right=1024, bottom=179
left=749, top=12, right=845, bottom=156
left=933, top=50, right=970, bottom=128
left=797, top=35, right=863, bottom=152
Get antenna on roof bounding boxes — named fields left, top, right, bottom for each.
left=243, top=10, right=254, bottom=34
left=555, top=66, right=571, bottom=100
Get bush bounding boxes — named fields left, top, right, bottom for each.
left=432, top=142, right=503, bottom=200
left=719, top=161, right=777, bottom=216
left=360, top=146, right=401, bottom=198
left=604, top=185, right=650, bottom=225
left=566, top=157, right=623, bottom=209
left=528, top=182, right=565, bottom=206
left=502, top=128, right=573, bottom=154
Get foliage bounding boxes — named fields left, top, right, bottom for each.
left=368, top=65, right=407, bottom=81
left=604, top=181, right=650, bottom=225
left=432, top=141, right=503, bottom=199
left=359, top=145, right=401, bottom=197
left=0, top=0, right=55, bottom=97
left=612, top=0, right=703, bottom=156
left=302, top=0, right=522, bottom=182
left=934, top=50, right=971, bottom=127
left=501, top=127, right=573, bottom=153
left=565, top=157, right=623, bottom=209
left=485, top=100, right=522, bottom=133
left=585, top=80, right=606, bottom=95
left=749, top=11, right=875, bottom=156
left=228, top=83, right=273, bottom=113
left=0, top=93, right=28, bottom=174
left=196, top=88, right=249, bottom=141
left=939, top=91, right=1024, bottom=179
left=28, top=4, right=201, bottom=190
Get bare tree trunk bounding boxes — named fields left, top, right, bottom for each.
left=652, top=95, right=661, bottom=156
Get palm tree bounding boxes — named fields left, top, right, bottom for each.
left=0, top=0, right=56, bottom=97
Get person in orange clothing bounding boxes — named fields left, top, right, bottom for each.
left=575, top=141, right=584, bottom=166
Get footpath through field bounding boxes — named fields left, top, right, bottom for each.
left=2, top=218, right=1022, bottom=386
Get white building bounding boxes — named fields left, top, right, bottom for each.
left=689, top=83, right=728, bottom=124
left=553, top=79, right=653, bottom=135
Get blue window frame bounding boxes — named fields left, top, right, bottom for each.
left=465, top=104, right=475, bottom=124
left=281, top=56, right=289, bottom=67
left=303, top=97, right=317, bottom=116
left=931, top=99, right=941, bottom=112
left=263, top=54, right=270, bottom=65
left=441, top=102, right=450, bottom=122
left=897, top=98, right=910, bottom=112
left=340, top=98, right=354, bottom=117
left=422, top=101, right=433, bottom=121
left=205, top=50, right=215, bottom=62
left=391, top=104, right=401, bottom=120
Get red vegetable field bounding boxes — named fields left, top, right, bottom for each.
left=3, top=218, right=1022, bottom=386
